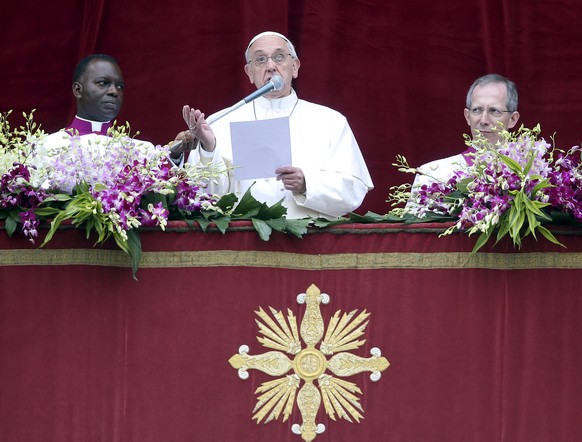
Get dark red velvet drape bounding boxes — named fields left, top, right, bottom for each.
left=1, top=223, right=582, bottom=441
left=2, top=0, right=582, bottom=214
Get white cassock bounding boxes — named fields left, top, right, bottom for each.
left=187, top=90, right=373, bottom=219
left=405, top=153, right=468, bottom=216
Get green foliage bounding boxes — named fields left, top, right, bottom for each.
left=172, top=186, right=311, bottom=241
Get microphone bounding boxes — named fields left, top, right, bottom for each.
left=206, top=76, right=284, bottom=124
left=241, top=75, right=284, bottom=104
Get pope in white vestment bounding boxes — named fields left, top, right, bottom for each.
left=187, top=90, right=373, bottom=219
left=179, top=31, right=373, bottom=219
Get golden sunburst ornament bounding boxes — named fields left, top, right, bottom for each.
left=228, top=284, right=390, bottom=442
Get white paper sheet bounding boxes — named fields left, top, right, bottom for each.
left=229, top=117, right=292, bottom=180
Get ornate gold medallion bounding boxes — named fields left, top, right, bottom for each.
left=228, top=284, right=390, bottom=441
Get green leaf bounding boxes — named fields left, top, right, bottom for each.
left=509, top=208, right=525, bottom=246
left=34, top=206, right=63, bottom=217
left=495, top=213, right=511, bottom=245
left=280, top=218, right=311, bottom=237
left=471, top=228, right=494, bottom=253
left=256, top=198, right=287, bottom=219
left=264, top=218, right=288, bottom=232
left=265, top=218, right=310, bottom=238
left=522, top=151, right=536, bottom=176
left=355, top=211, right=386, bottom=222
left=126, top=229, right=142, bottom=279
left=524, top=210, right=539, bottom=239
left=235, top=205, right=262, bottom=219
left=113, top=234, right=129, bottom=255
left=43, top=193, right=72, bottom=203
left=522, top=197, right=550, bottom=218
left=498, top=153, right=524, bottom=175
left=537, top=225, right=566, bottom=248
left=215, top=193, right=238, bottom=212
left=85, top=219, right=98, bottom=241
left=419, top=211, right=457, bottom=222
left=182, top=218, right=195, bottom=229
left=41, top=209, right=70, bottom=247
left=211, top=216, right=230, bottom=234
left=232, top=185, right=262, bottom=215
left=251, top=218, right=273, bottom=241
left=196, top=217, right=211, bottom=232
left=531, top=182, right=553, bottom=195
left=4, top=213, right=18, bottom=237
left=312, top=216, right=349, bottom=228
left=507, top=195, right=525, bottom=234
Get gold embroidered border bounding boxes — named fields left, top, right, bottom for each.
left=2, top=248, right=582, bottom=270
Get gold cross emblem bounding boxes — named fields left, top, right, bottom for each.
left=229, top=284, right=390, bottom=441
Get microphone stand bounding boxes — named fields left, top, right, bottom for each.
left=206, top=75, right=284, bottom=125
left=205, top=100, right=246, bottom=125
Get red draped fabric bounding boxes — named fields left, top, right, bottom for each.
left=2, top=2, right=582, bottom=439
left=1, top=223, right=581, bottom=441
left=2, top=0, right=582, bottom=214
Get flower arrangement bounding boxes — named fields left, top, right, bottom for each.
left=0, top=111, right=310, bottom=277
left=1, top=111, right=49, bottom=242
left=387, top=124, right=582, bottom=252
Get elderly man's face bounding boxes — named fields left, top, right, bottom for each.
left=464, top=82, right=520, bottom=144
left=243, top=35, right=300, bottom=99
left=73, top=60, right=125, bottom=122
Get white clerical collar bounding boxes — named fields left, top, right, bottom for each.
left=75, top=115, right=111, bottom=133
left=254, top=90, right=299, bottom=119
left=255, top=90, right=298, bottom=111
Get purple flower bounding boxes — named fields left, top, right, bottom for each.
left=172, top=180, right=218, bottom=212
left=543, top=146, right=582, bottom=220
left=406, top=125, right=575, bottom=236
left=18, top=210, right=40, bottom=243
left=1, top=163, right=48, bottom=243
left=140, top=202, right=170, bottom=228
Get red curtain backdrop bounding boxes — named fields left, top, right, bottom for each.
left=1, top=223, right=582, bottom=441
left=2, top=0, right=582, bottom=214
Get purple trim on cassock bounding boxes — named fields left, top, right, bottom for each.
left=66, top=117, right=112, bottom=136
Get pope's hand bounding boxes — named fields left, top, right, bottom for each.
left=182, top=105, right=216, bottom=152
left=275, top=166, right=306, bottom=194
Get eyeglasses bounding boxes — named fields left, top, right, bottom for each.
left=249, top=53, right=293, bottom=67
left=467, top=107, right=513, bottom=118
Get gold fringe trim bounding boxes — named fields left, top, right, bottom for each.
left=2, top=249, right=582, bottom=270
